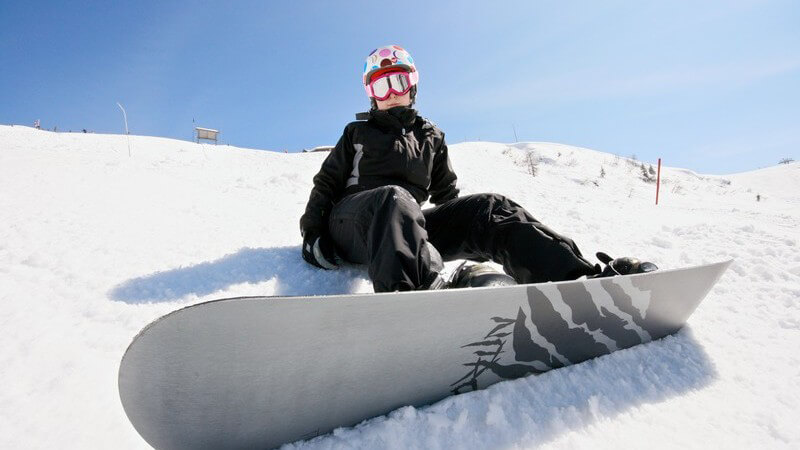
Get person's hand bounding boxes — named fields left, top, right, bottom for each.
left=302, top=229, right=339, bottom=270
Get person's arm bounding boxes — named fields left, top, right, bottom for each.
left=299, top=126, right=355, bottom=269
left=428, top=133, right=459, bottom=205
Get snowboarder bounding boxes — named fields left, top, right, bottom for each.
left=300, top=44, right=655, bottom=292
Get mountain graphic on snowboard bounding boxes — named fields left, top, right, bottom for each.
left=118, top=260, right=731, bottom=449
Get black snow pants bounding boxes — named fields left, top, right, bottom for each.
left=328, top=185, right=598, bottom=292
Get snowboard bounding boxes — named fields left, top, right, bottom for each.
left=118, top=260, right=731, bottom=450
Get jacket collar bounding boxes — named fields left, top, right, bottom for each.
left=356, top=107, right=420, bottom=133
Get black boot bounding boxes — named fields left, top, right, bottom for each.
left=423, top=273, right=448, bottom=290
left=594, top=252, right=658, bottom=278
left=449, top=262, right=518, bottom=288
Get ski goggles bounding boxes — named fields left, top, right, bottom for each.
left=365, top=71, right=412, bottom=100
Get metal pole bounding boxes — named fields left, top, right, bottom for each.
left=512, top=124, right=518, bottom=143
left=656, top=158, right=662, bottom=205
left=117, top=102, right=131, bottom=157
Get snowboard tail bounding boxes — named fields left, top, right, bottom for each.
left=119, top=260, right=731, bottom=450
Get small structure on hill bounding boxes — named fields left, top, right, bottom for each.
left=195, top=127, right=219, bottom=144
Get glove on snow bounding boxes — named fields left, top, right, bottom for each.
left=595, top=252, right=658, bottom=277
left=302, top=229, right=339, bottom=270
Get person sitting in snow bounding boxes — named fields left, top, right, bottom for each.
left=300, top=44, right=656, bottom=292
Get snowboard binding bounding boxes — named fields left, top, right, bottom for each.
left=448, top=261, right=518, bottom=288
left=594, top=252, right=658, bottom=277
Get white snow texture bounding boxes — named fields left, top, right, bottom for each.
left=0, top=125, right=798, bottom=449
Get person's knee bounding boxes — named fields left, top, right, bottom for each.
left=377, top=185, right=415, bottom=201
left=468, top=193, right=514, bottom=220
left=466, top=193, right=510, bottom=207
left=485, top=193, right=510, bottom=206
left=375, top=185, right=420, bottom=213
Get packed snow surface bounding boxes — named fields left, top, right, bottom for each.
left=1, top=124, right=798, bottom=449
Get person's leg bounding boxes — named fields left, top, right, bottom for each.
left=328, top=186, right=441, bottom=292
left=424, top=193, right=598, bottom=284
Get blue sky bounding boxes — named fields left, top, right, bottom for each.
left=2, top=0, right=798, bottom=174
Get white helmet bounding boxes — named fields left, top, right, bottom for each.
left=362, top=45, right=419, bottom=87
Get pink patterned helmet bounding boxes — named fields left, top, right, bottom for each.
left=362, top=45, right=419, bottom=88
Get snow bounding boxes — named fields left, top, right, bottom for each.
left=1, top=124, right=798, bottom=449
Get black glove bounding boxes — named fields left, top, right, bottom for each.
left=596, top=252, right=658, bottom=277
left=302, top=229, right=339, bottom=270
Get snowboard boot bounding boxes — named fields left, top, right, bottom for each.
left=423, top=273, right=448, bottom=290
left=448, top=262, right=518, bottom=288
left=593, top=252, right=658, bottom=278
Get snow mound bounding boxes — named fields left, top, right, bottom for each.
left=1, top=124, right=798, bottom=448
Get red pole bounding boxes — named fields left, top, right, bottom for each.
left=656, top=158, right=662, bottom=205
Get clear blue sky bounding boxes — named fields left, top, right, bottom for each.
left=2, top=1, right=798, bottom=174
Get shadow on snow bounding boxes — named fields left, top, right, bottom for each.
left=108, top=246, right=367, bottom=304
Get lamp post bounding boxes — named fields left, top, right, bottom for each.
left=655, top=158, right=662, bottom=205
left=117, top=102, right=131, bottom=157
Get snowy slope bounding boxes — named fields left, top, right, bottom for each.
left=0, top=124, right=798, bottom=449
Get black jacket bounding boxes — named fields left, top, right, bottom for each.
left=300, top=107, right=459, bottom=236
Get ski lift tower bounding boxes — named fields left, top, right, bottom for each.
left=195, top=127, right=219, bottom=144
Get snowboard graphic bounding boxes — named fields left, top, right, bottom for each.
left=118, top=260, right=731, bottom=450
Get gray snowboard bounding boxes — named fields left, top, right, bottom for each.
left=118, top=260, right=731, bottom=449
